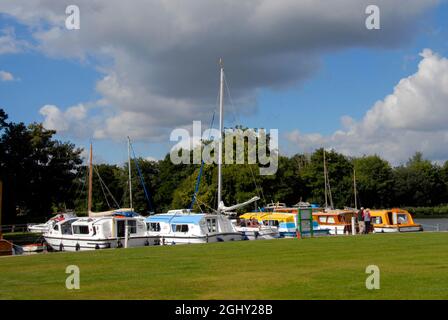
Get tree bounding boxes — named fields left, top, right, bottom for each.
left=353, top=155, right=394, bottom=208
left=0, top=111, right=83, bottom=223
left=393, top=152, right=445, bottom=207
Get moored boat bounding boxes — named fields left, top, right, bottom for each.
left=146, top=210, right=243, bottom=245
left=370, top=208, right=423, bottom=233
left=45, top=209, right=158, bottom=251
left=312, top=209, right=358, bottom=235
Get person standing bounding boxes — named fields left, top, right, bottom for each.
left=358, top=207, right=365, bottom=234
left=364, top=208, right=371, bottom=234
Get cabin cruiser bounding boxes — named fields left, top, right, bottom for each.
left=312, top=209, right=358, bottom=235
left=44, top=209, right=158, bottom=251
left=44, top=142, right=159, bottom=252
left=370, top=209, right=423, bottom=233
left=146, top=210, right=243, bottom=245
left=27, top=212, right=77, bottom=233
left=232, top=216, right=280, bottom=240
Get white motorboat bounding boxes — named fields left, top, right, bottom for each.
left=232, top=218, right=279, bottom=240
left=45, top=209, right=158, bottom=251
left=44, top=142, right=158, bottom=251
left=146, top=210, right=242, bottom=245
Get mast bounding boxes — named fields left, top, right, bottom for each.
left=127, top=136, right=133, bottom=210
left=217, top=58, right=224, bottom=212
left=88, top=143, right=93, bottom=216
left=353, top=167, right=358, bottom=209
left=323, top=149, right=328, bottom=209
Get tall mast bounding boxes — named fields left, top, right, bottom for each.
left=127, top=136, right=133, bottom=210
left=353, top=167, right=358, bottom=209
left=88, top=143, right=93, bottom=216
left=323, top=149, right=328, bottom=209
left=217, top=58, right=224, bottom=212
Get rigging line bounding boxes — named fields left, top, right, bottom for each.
left=93, top=165, right=120, bottom=209
left=190, top=110, right=216, bottom=210
left=249, top=163, right=266, bottom=203
left=97, top=170, right=112, bottom=209
left=225, top=72, right=266, bottom=204
left=223, top=72, right=240, bottom=126
left=130, top=142, right=153, bottom=211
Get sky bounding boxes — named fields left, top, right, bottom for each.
left=0, top=0, right=448, bottom=166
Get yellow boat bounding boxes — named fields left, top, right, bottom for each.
left=370, top=208, right=423, bottom=233
left=240, top=211, right=329, bottom=237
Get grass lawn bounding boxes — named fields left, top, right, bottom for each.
left=1, top=232, right=448, bottom=299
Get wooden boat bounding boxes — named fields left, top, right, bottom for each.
left=370, top=208, right=423, bottom=233
left=312, top=209, right=358, bottom=235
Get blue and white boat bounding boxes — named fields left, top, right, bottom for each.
left=146, top=210, right=243, bottom=245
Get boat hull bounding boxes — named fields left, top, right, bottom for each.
left=374, top=226, right=423, bottom=233
left=44, top=236, right=159, bottom=252
left=158, top=233, right=243, bottom=245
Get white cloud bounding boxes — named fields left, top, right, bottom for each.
left=0, top=0, right=440, bottom=144
left=39, top=103, right=90, bottom=137
left=0, top=70, right=14, bottom=81
left=286, top=49, right=448, bottom=164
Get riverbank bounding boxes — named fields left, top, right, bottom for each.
left=1, top=232, right=448, bottom=299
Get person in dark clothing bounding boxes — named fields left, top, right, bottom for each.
left=358, top=207, right=365, bottom=234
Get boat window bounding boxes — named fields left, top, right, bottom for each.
left=73, top=225, right=89, bottom=235
left=397, top=214, right=408, bottom=225
left=265, top=220, right=279, bottom=227
left=327, top=217, right=335, bottom=224
left=173, top=224, right=189, bottom=232
left=53, top=224, right=59, bottom=231
left=147, top=222, right=161, bottom=232
left=206, top=218, right=217, bottom=232
left=372, top=216, right=382, bottom=224
left=61, top=220, right=76, bottom=235
left=318, top=216, right=327, bottom=223
left=128, top=220, right=137, bottom=234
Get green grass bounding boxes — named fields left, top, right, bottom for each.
left=1, top=232, right=448, bottom=299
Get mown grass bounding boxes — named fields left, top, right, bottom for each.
left=1, top=232, right=448, bottom=300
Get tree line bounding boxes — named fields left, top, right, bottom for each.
left=2, top=108, right=448, bottom=223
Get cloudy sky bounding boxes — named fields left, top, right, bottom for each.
left=0, top=0, right=447, bottom=165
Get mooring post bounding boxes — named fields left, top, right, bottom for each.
left=351, top=217, right=356, bottom=235
left=124, top=220, right=129, bottom=248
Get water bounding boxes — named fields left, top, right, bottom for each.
left=414, top=218, right=448, bottom=232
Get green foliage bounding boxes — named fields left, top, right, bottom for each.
left=3, top=108, right=448, bottom=222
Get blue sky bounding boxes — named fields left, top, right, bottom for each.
left=1, top=1, right=448, bottom=165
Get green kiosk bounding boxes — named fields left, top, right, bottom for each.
left=296, top=207, right=314, bottom=239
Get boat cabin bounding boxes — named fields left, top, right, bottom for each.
left=369, top=209, right=423, bottom=232
left=312, top=210, right=357, bottom=235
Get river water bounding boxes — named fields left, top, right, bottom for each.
left=414, top=218, right=448, bottom=232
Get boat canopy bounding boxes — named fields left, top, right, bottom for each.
left=146, top=214, right=205, bottom=225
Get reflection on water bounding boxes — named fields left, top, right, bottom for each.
left=414, top=218, right=448, bottom=232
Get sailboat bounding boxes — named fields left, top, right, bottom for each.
left=146, top=60, right=254, bottom=245
left=312, top=149, right=357, bottom=235
left=44, top=140, right=159, bottom=251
